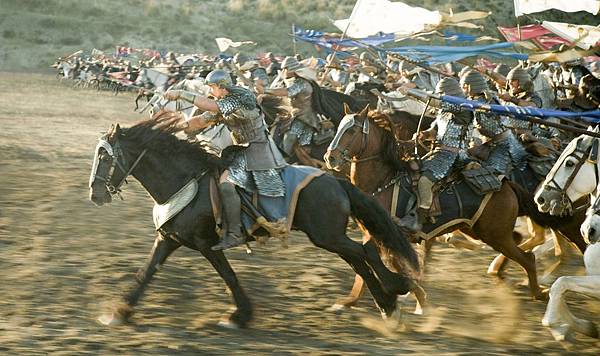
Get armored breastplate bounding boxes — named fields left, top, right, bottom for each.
left=223, top=107, right=267, bottom=145
left=288, top=78, right=319, bottom=128
left=436, top=112, right=470, bottom=149
left=217, top=87, right=268, bottom=145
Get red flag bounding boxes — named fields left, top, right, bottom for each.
left=497, top=25, right=571, bottom=50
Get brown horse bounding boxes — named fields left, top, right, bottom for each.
left=325, top=106, right=551, bottom=304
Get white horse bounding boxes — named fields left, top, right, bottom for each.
left=533, top=128, right=600, bottom=341
left=146, top=79, right=233, bottom=156
left=535, top=127, right=600, bottom=217
left=542, top=197, right=600, bottom=341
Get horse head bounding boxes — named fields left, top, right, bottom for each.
left=89, top=123, right=130, bottom=205
left=535, top=127, right=600, bottom=216
left=324, top=103, right=378, bottom=171
left=581, top=194, right=600, bottom=244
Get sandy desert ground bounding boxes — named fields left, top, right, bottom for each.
left=1, top=72, right=599, bottom=355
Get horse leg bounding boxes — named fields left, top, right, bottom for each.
left=488, top=219, right=545, bottom=276
left=198, top=246, right=253, bottom=329
left=98, top=234, right=180, bottom=326
left=477, top=186, right=547, bottom=300
left=311, top=232, right=399, bottom=317
left=542, top=276, right=600, bottom=341
left=331, top=234, right=368, bottom=310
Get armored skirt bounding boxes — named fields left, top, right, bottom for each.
left=226, top=138, right=287, bottom=198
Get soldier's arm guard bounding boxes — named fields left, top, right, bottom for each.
left=179, top=91, right=197, bottom=104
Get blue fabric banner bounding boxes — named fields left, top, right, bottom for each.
left=440, top=94, right=600, bottom=124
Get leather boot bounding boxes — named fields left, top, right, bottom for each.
left=398, top=176, right=434, bottom=232
left=212, top=182, right=245, bottom=251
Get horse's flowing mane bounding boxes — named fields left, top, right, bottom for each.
left=366, top=110, right=413, bottom=172
left=120, top=116, right=225, bottom=172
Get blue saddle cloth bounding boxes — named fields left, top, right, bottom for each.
left=238, top=165, right=324, bottom=236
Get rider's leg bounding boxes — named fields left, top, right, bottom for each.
left=398, top=175, right=435, bottom=231
left=212, top=170, right=245, bottom=251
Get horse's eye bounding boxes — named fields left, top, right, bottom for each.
left=565, top=160, right=575, bottom=168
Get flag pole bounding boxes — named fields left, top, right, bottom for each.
left=292, top=24, right=298, bottom=55
left=319, top=0, right=362, bottom=84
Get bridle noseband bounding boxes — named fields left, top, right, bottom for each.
left=330, top=114, right=379, bottom=164
left=91, top=135, right=147, bottom=198
left=543, top=137, right=599, bottom=209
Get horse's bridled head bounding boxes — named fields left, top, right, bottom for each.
left=89, top=124, right=123, bottom=206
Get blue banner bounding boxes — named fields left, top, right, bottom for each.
left=386, top=42, right=528, bottom=64
left=440, top=94, right=600, bottom=124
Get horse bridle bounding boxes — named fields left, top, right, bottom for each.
left=543, top=137, right=599, bottom=208
left=91, top=135, right=147, bottom=197
left=329, top=114, right=379, bottom=164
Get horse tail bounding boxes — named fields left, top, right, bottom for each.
left=337, top=178, right=420, bottom=271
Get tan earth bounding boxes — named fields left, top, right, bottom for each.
left=1, top=72, right=599, bottom=354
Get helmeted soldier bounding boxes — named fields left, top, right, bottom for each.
left=398, top=60, right=439, bottom=92
left=323, top=53, right=350, bottom=90
left=356, top=51, right=385, bottom=84
left=256, top=56, right=329, bottom=164
left=232, top=53, right=269, bottom=88
left=265, top=52, right=281, bottom=79
left=498, top=67, right=558, bottom=141
left=461, top=70, right=528, bottom=176
left=492, top=63, right=510, bottom=92
left=164, top=69, right=287, bottom=250
left=398, top=77, right=473, bottom=231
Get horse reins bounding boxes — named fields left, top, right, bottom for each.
left=544, top=138, right=600, bottom=208
left=93, top=138, right=147, bottom=198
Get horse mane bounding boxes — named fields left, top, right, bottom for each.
left=260, top=94, right=291, bottom=125
left=119, top=116, right=225, bottom=172
left=366, top=110, right=412, bottom=171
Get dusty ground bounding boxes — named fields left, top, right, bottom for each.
left=1, top=72, right=599, bottom=355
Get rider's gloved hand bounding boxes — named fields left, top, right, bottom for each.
left=163, top=90, right=182, bottom=101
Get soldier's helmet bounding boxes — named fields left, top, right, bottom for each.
left=281, top=56, right=304, bottom=73
left=460, top=70, right=488, bottom=95
left=506, top=66, right=532, bottom=90
left=205, top=69, right=233, bottom=88
left=435, top=77, right=465, bottom=98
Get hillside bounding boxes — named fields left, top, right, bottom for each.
left=0, top=0, right=597, bottom=70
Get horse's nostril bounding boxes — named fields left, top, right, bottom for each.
left=590, top=228, right=596, bottom=238
left=537, top=196, right=545, bottom=205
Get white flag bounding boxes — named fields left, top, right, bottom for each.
left=542, top=21, right=600, bottom=50
left=514, top=0, right=600, bottom=16
left=333, top=0, right=442, bottom=37
left=215, top=37, right=256, bottom=52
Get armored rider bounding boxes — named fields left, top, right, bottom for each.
left=499, top=67, right=560, bottom=143
left=164, top=69, right=287, bottom=250
left=461, top=70, right=528, bottom=176
left=255, top=56, right=330, bottom=165
left=399, top=77, right=473, bottom=231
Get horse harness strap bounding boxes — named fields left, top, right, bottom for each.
left=546, top=138, right=597, bottom=205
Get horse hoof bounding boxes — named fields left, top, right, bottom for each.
left=218, top=319, right=241, bottom=329
left=98, top=312, right=126, bottom=326
left=327, top=303, right=350, bottom=313
left=534, top=289, right=550, bottom=302
left=547, top=324, right=572, bottom=342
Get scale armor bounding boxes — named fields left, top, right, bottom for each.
left=215, top=86, right=287, bottom=197
left=286, top=77, right=320, bottom=129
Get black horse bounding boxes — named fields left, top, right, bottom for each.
left=89, top=116, right=423, bottom=328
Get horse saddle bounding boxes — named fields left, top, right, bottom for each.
left=461, top=167, right=502, bottom=196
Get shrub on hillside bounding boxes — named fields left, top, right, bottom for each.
left=3, top=30, right=17, bottom=39
left=59, top=37, right=83, bottom=46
